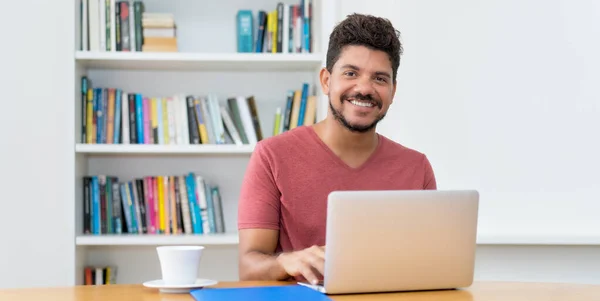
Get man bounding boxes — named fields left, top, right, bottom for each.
left=236, top=13, right=437, bottom=285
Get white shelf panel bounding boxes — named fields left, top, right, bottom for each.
left=75, top=143, right=255, bottom=155
left=76, top=233, right=239, bottom=246
left=75, top=51, right=324, bottom=71
left=477, top=233, right=600, bottom=246
left=75, top=233, right=600, bottom=247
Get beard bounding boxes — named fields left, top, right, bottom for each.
left=329, top=92, right=386, bottom=133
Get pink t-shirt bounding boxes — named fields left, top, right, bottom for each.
left=237, top=126, right=437, bottom=253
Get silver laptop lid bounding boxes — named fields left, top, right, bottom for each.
left=323, top=190, right=479, bottom=294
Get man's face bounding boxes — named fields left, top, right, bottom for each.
left=321, top=45, right=396, bottom=133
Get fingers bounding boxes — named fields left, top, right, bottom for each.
left=303, top=252, right=325, bottom=277
left=279, top=246, right=327, bottom=285
left=296, top=247, right=325, bottom=284
left=299, top=263, right=320, bottom=285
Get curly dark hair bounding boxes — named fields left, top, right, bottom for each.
left=326, top=13, right=403, bottom=81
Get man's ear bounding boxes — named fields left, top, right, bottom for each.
left=319, top=67, right=331, bottom=95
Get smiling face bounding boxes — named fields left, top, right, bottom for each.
left=320, top=45, right=397, bottom=133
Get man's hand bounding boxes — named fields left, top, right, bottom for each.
left=276, top=245, right=326, bottom=285
left=238, top=229, right=325, bottom=282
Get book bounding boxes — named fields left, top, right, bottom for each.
left=237, top=10, right=254, bottom=52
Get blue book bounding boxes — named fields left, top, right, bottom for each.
left=94, top=88, right=103, bottom=143
left=237, top=10, right=254, bottom=53
left=190, top=285, right=332, bottom=301
left=135, top=93, right=144, bottom=144
left=255, top=11, right=266, bottom=52
left=185, top=173, right=203, bottom=234
left=114, top=89, right=122, bottom=143
left=91, top=176, right=99, bottom=234
left=127, top=181, right=138, bottom=233
left=296, top=83, right=309, bottom=126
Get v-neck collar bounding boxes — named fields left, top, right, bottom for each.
left=306, top=126, right=385, bottom=172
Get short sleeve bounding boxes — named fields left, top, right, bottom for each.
left=237, top=141, right=282, bottom=230
left=422, top=155, right=437, bottom=190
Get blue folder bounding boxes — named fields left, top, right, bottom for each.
left=190, top=285, right=332, bottom=301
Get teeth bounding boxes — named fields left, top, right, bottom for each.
left=350, top=100, right=374, bottom=107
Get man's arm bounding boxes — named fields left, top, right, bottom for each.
left=238, top=228, right=326, bottom=283
left=236, top=142, right=325, bottom=283
left=238, top=229, right=289, bottom=281
left=237, top=142, right=287, bottom=281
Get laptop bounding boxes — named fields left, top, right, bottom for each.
left=298, top=189, right=479, bottom=295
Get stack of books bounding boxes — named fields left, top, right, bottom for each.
left=79, top=76, right=316, bottom=145
left=236, top=0, right=313, bottom=53
left=82, top=172, right=226, bottom=236
left=142, top=13, right=177, bottom=52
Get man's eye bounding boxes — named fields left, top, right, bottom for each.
left=344, top=71, right=355, bottom=76
left=376, top=77, right=386, bottom=82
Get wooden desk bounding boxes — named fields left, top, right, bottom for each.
left=0, top=281, right=598, bottom=301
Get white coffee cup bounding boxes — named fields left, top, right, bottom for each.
left=156, top=245, right=204, bottom=285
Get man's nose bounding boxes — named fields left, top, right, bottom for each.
left=352, top=75, right=375, bottom=95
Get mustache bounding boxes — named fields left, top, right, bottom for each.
left=341, top=93, right=382, bottom=109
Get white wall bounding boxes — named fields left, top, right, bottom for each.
left=340, top=0, right=600, bottom=284
left=0, top=0, right=75, bottom=289
left=342, top=0, right=600, bottom=241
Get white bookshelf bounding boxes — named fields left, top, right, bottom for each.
left=75, top=51, right=325, bottom=71
left=73, top=0, right=338, bottom=286
left=75, top=143, right=255, bottom=155
left=76, top=233, right=239, bottom=246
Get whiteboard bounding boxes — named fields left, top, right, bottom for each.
left=339, top=0, right=600, bottom=244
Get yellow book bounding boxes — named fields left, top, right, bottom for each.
left=86, top=88, right=94, bottom=143
left=273, top=107, right=281, bottom=136
left=267, top=12, right=273, bottom=52
left=170, top=176, right=178, bottom=234
left=271, top=10, right=278, bottom=53
left=164, top=176, right=170, bottom=234
left=153, top=177, right=159, bottom=232
left=157, top=175, right=165, bottom=233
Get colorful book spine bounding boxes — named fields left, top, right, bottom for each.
left=296, top=83, right=309, bottom=126
left=237, top=10, right=253, bottom=52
